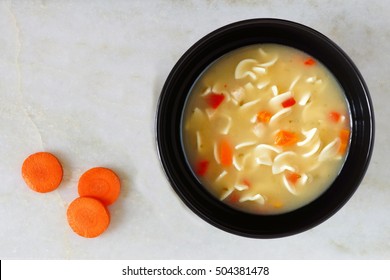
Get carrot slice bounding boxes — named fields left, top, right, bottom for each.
left=78, top=167, right=121, bottom=206
left=21, top=152, right=63, bottom=193
left=281, top=97, right=296, bottom=108
left=257, top=111, right=272, bottom=123
left=195, top=160, right=209, bottom=176
left=219, top=139, right=233, bottom=166
left=67, top=197, right=110, bottom=238
left=339, top=129, right=350, bottom=154
left=304, top=57, right=316, bottom=66
left=274, top=130, right=298, bottom=146
left=206, top=93, right=225, bottom=109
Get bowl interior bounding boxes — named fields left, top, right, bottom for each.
left=156, top=19, right=374, bottom=238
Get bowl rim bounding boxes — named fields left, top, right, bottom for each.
left=156, top=18, right=375, bottom=238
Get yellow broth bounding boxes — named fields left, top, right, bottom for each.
left=182, top=44, right=351, bottom=214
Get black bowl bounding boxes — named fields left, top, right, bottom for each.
left=156, top=18, right=374, bottom=238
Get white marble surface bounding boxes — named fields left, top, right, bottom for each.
left=0, top=0, right=388, bottom=259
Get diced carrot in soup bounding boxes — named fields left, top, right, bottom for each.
left=195, top=160, right=209, bottom=176
left=339, top=129, right=350, bottom=154
left=229, top=191, right=240, bottom=203
left=286, top=172, right=301, bottom=185
left=257, top=111, right=272, bottom=123
left=274, top=130, right=298, bottom=146
left=329, top=111, right=342, bottom=123
left=242, top=179, right=251, bottom=188
left=304, top=57, right=316, bottom=66
left=219, top=139, right=233, bottom=167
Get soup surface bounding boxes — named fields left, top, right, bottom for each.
left=182, top=44, right=351, bottom=214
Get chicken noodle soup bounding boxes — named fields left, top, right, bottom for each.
left=182, top=44, right=351, bottom=214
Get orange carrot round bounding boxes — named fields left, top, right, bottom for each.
left=67, top=197, right=110, bottom=238
left=78, top=167, right=121, bottom=206
left=21, top=152, right=63, bottom=193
